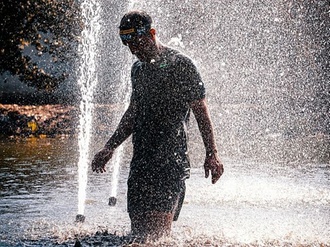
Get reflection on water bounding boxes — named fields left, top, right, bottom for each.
left=0, top=137, right=329, bottom=246
left=0, top=137, right=79, bottom=244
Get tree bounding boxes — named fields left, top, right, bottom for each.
left=0, top=0, right=81, bottom=91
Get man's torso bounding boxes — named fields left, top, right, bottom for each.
left=130, top=46, right=205, bottom=178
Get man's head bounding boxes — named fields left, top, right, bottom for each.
left=119, top=11, right=158, bottom=62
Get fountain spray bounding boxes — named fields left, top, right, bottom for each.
left=76, top=0, right=101, bottom=222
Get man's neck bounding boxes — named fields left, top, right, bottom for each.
left=148, top=42, right=166, bottom=63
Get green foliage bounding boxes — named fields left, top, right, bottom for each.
left=0, top=0, right=82, bottom=91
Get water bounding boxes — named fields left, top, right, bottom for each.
left=76, top=0, right=101, bottom=216
left=107, top=70, right=131, bottom=200
left=0, top=137, right=329, bottom=246
left=1, top=0, right=329, bottom=246
left=95, top=0, right=329, bottom=161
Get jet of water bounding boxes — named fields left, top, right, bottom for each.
left=76, top=0, right=101, bottom=217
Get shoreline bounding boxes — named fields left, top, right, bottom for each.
left=0, top=104, right=79, bottom=137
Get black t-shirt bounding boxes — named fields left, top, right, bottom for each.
left=130, top=46, right=205, bottom=179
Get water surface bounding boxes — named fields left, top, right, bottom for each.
left=0, top=137, right=329, bottom=246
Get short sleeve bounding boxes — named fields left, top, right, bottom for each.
left=175, top=54, right=205, bottom=103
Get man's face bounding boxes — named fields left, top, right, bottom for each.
left=120, top=29, right=155, bottom=62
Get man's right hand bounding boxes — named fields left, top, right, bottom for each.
left=91, top=147, right=114, bottom=173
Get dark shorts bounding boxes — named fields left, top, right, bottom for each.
left=127, top=163, right=186, bottom=221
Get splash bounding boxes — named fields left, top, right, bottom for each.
left=76, top=0, right=101, bottom=216
left=108, top=71, right=130, bottom=201
left=105, top=1, right=138, bottom=204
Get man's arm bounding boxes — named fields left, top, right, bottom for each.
left=91, top=101, right=136, bottom=173
left=190, top=98, right=224, bottom=184
left=104, top=100, right=136, bottom=150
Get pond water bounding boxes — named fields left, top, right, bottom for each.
left=0, top=136, right=329, bottom=246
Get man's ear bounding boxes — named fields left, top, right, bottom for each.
left=150, top=28, right=156, bottom=40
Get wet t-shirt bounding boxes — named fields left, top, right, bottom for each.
left=130, top=46, right=205, bottom=179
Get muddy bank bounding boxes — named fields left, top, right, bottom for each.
left=0, top=104, right=79, bottom=137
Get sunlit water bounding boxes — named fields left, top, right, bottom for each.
left=1, top=0, right=328, bottom=246
left=76, top=0, right=101, bottom=216
left=0, top=137, right=329, bottom=246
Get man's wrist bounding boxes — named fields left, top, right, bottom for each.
left=206, top=150, right=218, bottom=157
left=104, top=141, right=117, bottom=150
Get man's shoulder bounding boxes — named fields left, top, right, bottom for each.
left=162, top=46, right=196, bottom=68
left=163, top=46, right=188, bottom=61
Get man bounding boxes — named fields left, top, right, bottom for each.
left=91, top=10, right=224, bottom=241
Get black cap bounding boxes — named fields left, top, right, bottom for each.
left=119, top=10, right=152, bottom=35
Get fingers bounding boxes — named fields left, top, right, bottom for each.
left=211, top=165, right=221, bottom=184
left=92, top=159, right=106, bottom=173
left=92, top=161, right=106, bottom=173
left=205, top=167, right=210, bottom=178
left=93, top=165, right=106, bottom=173
left=97, top=166, right=106, bottom=173
left=211, top=163, right=224, bottom=184
left=204, top=156, right=224, bottom=184
left=91, top=149, right=111, bottom=173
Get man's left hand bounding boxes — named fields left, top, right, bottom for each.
left=204, top=153, right=224, bottom=184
